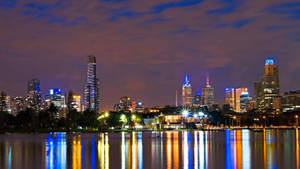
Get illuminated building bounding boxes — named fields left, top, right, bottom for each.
left=72, top=95, right=82, bottom=112
left=202, top=73, right=214, bottom=107
left=26, top=79, right=42, bottom=111
left=114, top=96, right=132, bottom=112
left=182, top=74, right=193, bottom=106
left=225, top=88, right=235, bottom=110
left=281, top=90, right=300, bottom=112
left=254, top=58, right=280, bottom=111
left=45, top=88, right=66, bottom=109
left=136, top=101, right=144, bottom=113
left=11, top=96, right=25, bottom=115
left=84, top=55, right=99, bottom=112
left=0, top=91, right=9, bottom=112
left=193, top=92, right=202, bottom=107
left=225, top=88, right=252, bottom=113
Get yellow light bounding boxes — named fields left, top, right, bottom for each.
left=131, top=114, right=136, bottom=121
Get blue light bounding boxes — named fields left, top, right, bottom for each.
left=49, top=88, right=62, bottom=95
left=265, top=58, right=274, bottom=65
left=183, top=74, right=191, bottom=87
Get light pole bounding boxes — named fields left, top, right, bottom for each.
left=295, top=115, right=299, bottom=128
left=232, top=116, right=236, bottom=128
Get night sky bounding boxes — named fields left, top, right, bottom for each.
left=0, top=0, right=300, bottom=110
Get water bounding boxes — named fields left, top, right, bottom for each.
left=0, top=129, right=299, bottom=169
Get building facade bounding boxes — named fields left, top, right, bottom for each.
left=254, top=58, right=280, bottom=111
left=84, top=55, right=100, bottom=112
left=26, top=79, right=42, bottom=111
left=45, top=88, right=66, bottom=109
left=182, top=74, right=193, bottom=106
left=202, top=74, right=214, bottom=107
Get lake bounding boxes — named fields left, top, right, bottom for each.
left=0, top=129, right=299, bottom=169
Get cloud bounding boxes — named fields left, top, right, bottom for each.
left=1, top=0, right=300, bottom=109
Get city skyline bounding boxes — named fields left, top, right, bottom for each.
left=1, top=1, right=300, bottom=110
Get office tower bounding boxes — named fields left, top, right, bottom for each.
left=11, top=97, right=25, bottom=115
left=0, top=91, right=7, bottom=111
left=202, top=73, right=214, bottom=107
left=114, top=96, right=133, bottom=112
left=84, top=55, right=99, bottom=112
left=45, top=88, right=66, bottom=110
left=26, top=79, right=42, bottom=111
left=193, top=91, right=202, bottom=107
left=225, top=88, right=235, bottom=110
left=238, top=88, right=252, bottom=113
left=281, top=90, right=300, bottom=112
left=225, top=88, right=252, bottom=113
left=182, top=74, right=193, bottom=106
left=254, top=58, right=280, bottom=111
left=71, top=95, right=82, bottom=112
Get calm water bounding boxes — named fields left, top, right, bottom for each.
left=0, top=129, right=299, bottom=169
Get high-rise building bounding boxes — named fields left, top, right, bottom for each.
left=72, top=95, right=83, bottom=112
left=254, top=58, right=280, bottom=111
left=45, top=88, right=66, bottom=109
left=26, top=79, right=42, bottom=111
left=0, top=91, right=7, bottom=112
left=225, top=88, right=235, bottom=110
left=11, top=97, right=25, bottom=115
left=281, top=90, right=300, bottom=112
left=84, top=55, right=99, bottom=112
left=193, top=91, right=202, bottom=107
left=182, top=74, right=193, bottom=106
left=225, top=88, right=252, bottom=113
left=202, top=73, right=214, bottom=107
left=114, top=96, right=133, bottom=112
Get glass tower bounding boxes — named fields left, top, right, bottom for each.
left=84, top=55, right=99, bottom=112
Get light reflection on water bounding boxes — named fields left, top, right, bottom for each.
left=1, top=129, right=300, bottom=169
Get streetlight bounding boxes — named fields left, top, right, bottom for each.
left=232, top=116, right=236, bottom=127
left=182, top=110, right=189, bottom=117
left=295, top=115, right=299, bottom=127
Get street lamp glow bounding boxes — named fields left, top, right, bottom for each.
left=182, top=110, right=189, bottom=117
left=198, top=112, right=205, bottom=117
left=120, top=114, right=127, bottom=122
left=131, top=114, right=136, bottom=121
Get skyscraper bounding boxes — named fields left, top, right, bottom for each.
left=202, top=73, right=214, bottom=107
left=26, top=79, right=42, bottom=111
left=182, top=74, right=193, bottom=106
left=225, top=88, right=235, bottom=110
left=84, top=55, right=99, bottom=112
left=45, top=88, right=66, bottom=109
left=225, top=88, right=252, bottom=113
left=254, top=58, right=280, bottom=111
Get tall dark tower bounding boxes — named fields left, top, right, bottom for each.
left=26, top=79, right=42, bottom=111
left=254, top=58, right=280, bottom=111
left=202, top=73, right=214, bottom=107
left=84, top=55, right=99, bottom=112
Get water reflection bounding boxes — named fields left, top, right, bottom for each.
left=46, top=133, right=67, bottom=169
left=1, top=130, right=300, bottom=169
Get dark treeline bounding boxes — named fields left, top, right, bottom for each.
left=0, top=103, right=99, bottom=132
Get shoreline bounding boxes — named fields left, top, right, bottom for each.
left=1, top=126, right=299, bottom=134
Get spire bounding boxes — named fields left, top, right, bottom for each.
left=183, top=74, right=191, bottom=87
left=206, top=72, right=210, bottom=87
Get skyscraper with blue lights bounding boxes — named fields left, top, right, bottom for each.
left=254, top=58, right=280, bottom=111
left=182, top=74, right=193, bottom=106
left=26, top=79, right=42, bottom=111
left=84, top=55, right=99, bottom=112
